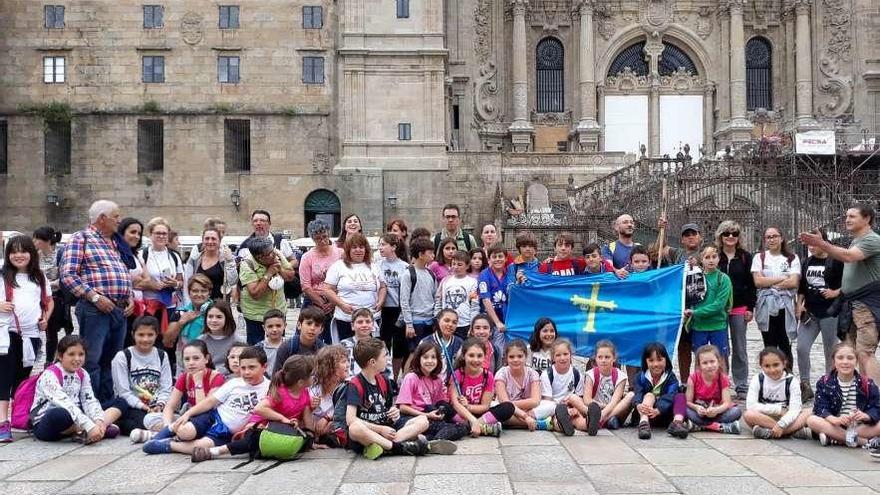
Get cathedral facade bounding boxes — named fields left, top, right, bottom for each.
left=0, top=0, right=877, bottom=237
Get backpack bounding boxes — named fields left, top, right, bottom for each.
left=350, top=373, right=390, bottom=408
left=757, top=373, right=793, bottom=407
left=589, top=367, right=619, bottom=399
left=547, top=366, right=581, bottom=393
left=141, top=247, right=181, bottom=271
left=123, top=347, right=167, bottom=372
left=11, top=364, right=84, bottom=430
left=232, top=421, right=309, bottom=475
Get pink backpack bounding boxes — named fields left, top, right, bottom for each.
left=11, top=364, right=84, bottom=430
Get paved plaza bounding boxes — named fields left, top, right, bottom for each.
left=2, top=313, right=878, bottom=494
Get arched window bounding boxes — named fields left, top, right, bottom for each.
left=536, top=37, right=564, bottom=113
left=746, top=37, right=772, bottom=110
left=304, top=189, right=341, bottom=236
left=607, top=40, right=698, bottom=77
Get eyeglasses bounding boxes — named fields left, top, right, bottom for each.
left=444, top=215, right=459, bottom=219
left=721, top=231, right=739, bottom=238
left=765, top=234, right=781, bottom=240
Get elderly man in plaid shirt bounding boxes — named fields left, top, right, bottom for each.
left=61, top=200, right=135, bottom=402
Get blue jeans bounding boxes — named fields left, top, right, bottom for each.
left=75, top=301, right=126, bottom=403
left=686, top=405, right=742, bottom=426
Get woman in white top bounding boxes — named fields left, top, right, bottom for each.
left=139, top=218, right=184, bottom=369
left=751, top=226, right=801, bottom=372
left=323, top=233, right=386, bottom=343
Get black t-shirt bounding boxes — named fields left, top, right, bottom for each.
left=345, top=373, right=392, bottom=426
left=197, top=260, right=225, bottom=300
left=799, top=255, right=843, bottom=318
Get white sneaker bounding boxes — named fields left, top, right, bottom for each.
left=129, top=428, right=155, bottom=444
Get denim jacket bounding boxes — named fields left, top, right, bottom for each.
left=813, top=370, right=880, bottom=424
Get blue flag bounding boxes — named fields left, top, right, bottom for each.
left=506, top=265, right=685, bottom=366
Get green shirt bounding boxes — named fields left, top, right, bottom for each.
left=238, top=251, right=292, bottom=321
left=691, top=269, right=732, bottom=332
left=841, top=230, right=880, bottom=294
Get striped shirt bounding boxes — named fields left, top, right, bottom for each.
left=61, top=226, right=132, bottom=303
left=839, top=378, right=858, bottom=416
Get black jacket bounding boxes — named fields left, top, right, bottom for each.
left=719, top=248, right=757, bottom=311
left=829, top=279, right=880, bottom=341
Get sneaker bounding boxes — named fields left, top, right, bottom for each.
left=554, top=403, right=575, bottom=437
left=721, top=421, right=741, bottom=435
left=637, top=421, right=652, bottom=440
left=480, top=422, right=503, bottom=437
left=688, top=421, right=704, bottom=433
left=751, top=426, right=772, bottom=439
left=0, top=421, right=13, bottom=443
left=866, top=437, right=880, bottom=457
left=363, top=443, right=385, bottom=460
left=425, top=437, right=457, bottom=455
left=103, top=424, right=120, bottom=439
left=129, top=428, right=155, bottom=443
left=819, top=433, right=840, bottom=447
left=191, top=446, right=213, bottom=463
left=396, top=437, right=428, bottom=456
left=606, top=416, right=621, bottom=430
left=736, top=390, right=749, bottom=402
left=800, top=380, right=814, bottom=402
left=666, top=420, right=690, bottom=439
left=142, top=438, right=173, bottom=455
left=792, top=426, right=813, bottom=440
left=587, top=402, right=601, bottom=437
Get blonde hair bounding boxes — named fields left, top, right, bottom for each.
left=700, top=245, right=719, bottom=259
left=146, top=217, right=171, bottom=235
left=713, top=220, right=743, bottom=249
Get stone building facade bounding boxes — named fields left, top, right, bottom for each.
left=0, top=0, right=878, bottom=239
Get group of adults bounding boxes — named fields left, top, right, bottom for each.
left=18, top=198, right=880, bottom=404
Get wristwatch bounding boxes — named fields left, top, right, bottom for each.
left=89, top=293, right=101, bottom=304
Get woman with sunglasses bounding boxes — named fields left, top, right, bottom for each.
left=715, top=221, right=757, bottom=400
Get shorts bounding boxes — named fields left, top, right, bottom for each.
left=851, top=302, right=879, bottom=355
left=691, top=329, right=729, bottom=356
left=188, top=410, right=233, bottom=446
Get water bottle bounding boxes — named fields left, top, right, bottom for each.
left=845, top=422, right=859, bottom=447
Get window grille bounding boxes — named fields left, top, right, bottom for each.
left=536, top=38, right=564, bottom=113
left=44, top=121, right=71, bottom=175
left=746, top=37, right=773, bottom=110
left=224, top=119, right=250, bottom=172
left=137, top=120, right=164, bottom=172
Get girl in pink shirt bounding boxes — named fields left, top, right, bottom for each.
left=685, top=344, right=742, bottom=434
left=494, top=339, right=542, bottom=430
left=449, top=338, right=515, bottom=437
left=429, top=238, right=457, bottom=282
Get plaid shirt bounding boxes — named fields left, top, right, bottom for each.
left=61, top=226, right=132, bottom=303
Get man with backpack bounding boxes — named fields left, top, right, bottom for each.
left=238, top=237, right=296, bottom=345
left=238, top=209, right=303, bottom=309
left=432, top=204, right=477, bottom=258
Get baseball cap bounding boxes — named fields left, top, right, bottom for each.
left=681, top=223, right=701, bottom=235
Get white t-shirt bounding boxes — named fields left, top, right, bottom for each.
left=436, top=275, right=479, bottom=326
left=751, top=251, right=801, bottom=296
left=141, top=248, right=183, bottom=301
left=324, top=260, right=385, bottom=322
left=308, top=383, right=335, bottom=420
left=540, top=365, right=584, bottom=401
left=495, top=366, right=540, bottom=401
left=213, top=377, right=270, bottom=433
left=0, top=273, right=52, bottom=337
left=586, top=369, right=627, bottom=407
left=529, top=349, right=553, bottom=375
left=375, top=258, right=408, bottom=308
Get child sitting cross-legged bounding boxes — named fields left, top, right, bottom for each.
left=744, top=347, right=812, bottom=440
left=494, top=339, right=543, bottom=430
left=129, top=340, right=225, bottom=443
left=308, top=345, right=349, bottom=447
left=632, top=342, right=688, bottom=440
left=343, top=337, right=457, bottom=459
left=190, top=355, right=317, bottom=462
left=533, top=339, right=594, bottom=436
left=583, top=340, right=634, bottom=431
left=450, top=338, right=516, bottom=437
left=528, top=317, right=557, bottom=374
left=141, top=346, right=270, bottom=456
left=31, top=336, right=125, bottom=443
left=685, top=344, right=742, bottom=434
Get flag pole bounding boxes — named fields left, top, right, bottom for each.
left=655, top=177, right=668, bottom=270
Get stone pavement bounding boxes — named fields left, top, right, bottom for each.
left=10, top=308, right=876, bottom=494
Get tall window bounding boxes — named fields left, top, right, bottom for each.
left=397, top=0, right=410, bottom=18
left=398, top=123, right=412, bottom=141
left=224, top=119, right=250, bottom=172
left=218, top=56, right=240, bottom=83
left=303, top=56, right=324, bottom=84
left=44, top=5, right=65, bottom=29
left=303, top=6, right=323, bottom=28
left=536, top=38, right=564, bottom=113
left=44, top=121, right=71, bottom=175
left=137, top=120, right=163, bottom=172
left=746, top=37, right=772, bottom=110
left=219, top=6, right=240, bottom=29
left=143, top=5, right=164, bottom=28
left=43, top=56, right=65, bottom=83
left=142, top=56, right=165, bottom=83
left=0, top=121, right=7, bottom=175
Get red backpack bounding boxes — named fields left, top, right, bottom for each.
left=590, top=367, right=620, bottom=399
left=11, top=364, right=84, bottom=430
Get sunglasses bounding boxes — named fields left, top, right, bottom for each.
left=721, top=231, right=739, bottom=238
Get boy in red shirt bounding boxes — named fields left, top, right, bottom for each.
left=539, top=233, right=587, bottom=276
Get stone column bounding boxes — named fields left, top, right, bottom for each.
left=782, top=5, right=797, bottom=129
left=703, top=82, right=716, bottom=155
left=509, top=0, right=533, bottom=151
left=649, top=84, right=660, bottom=156
left=596, top=82, right=605, bottom=151
left=575, top=0, right=600, bottom=151
left=728, top=0, right=751, bottom=131
left=794, top=0, right=819, bottom=129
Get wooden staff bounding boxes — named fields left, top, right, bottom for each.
left=655, top=177, right=668, bottom=270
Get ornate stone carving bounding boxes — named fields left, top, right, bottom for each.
left=513, top=84, right=528, bottom=113
left=474, top=0, right=503, bottom=125
left=606, top=66, right=703, bottom=94
left=817, top=0, right=853, bottom=118
left=532, top=0, right=571, bottom=33
left=474, top=0, right=493, bottom=65
left=794, top=0, right=812, bottom=15
left=594, top=3, right=616, bottom=40
left=728, top=0, right=747, bottom=15
left=312, top=152, right=331, bottom=174
left=639, top=0, right=673, bottom=33
left=180, top=12, right=204, bottom=45
left=659, top=67, right=705, bottom=94
left=605, top=67, right=650, bottom=93
left=529, top=110, right=573, bottom=126
left=695, top=6, right=714, bottom=39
